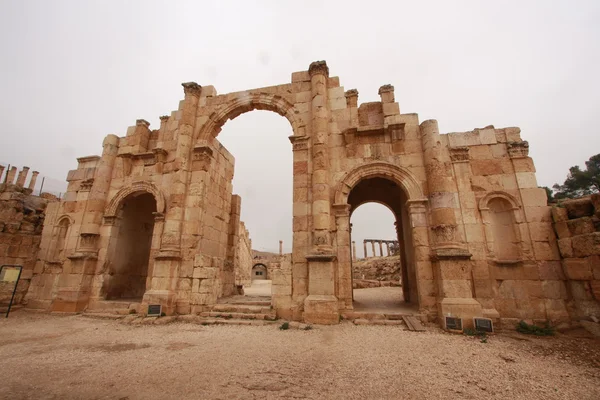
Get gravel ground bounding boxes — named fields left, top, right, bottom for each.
left=0, top=311, right=599, bottom=400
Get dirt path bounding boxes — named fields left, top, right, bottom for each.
left=0, top=312, right=598, bottom=400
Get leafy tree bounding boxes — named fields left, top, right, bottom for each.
left=552, top=154, right=600, bottom=199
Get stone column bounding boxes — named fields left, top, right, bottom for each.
left=16, top=166, right=29, bottom=187
left=363, top=241, right=367, bottom=259
left=386, top=242, right=390, bottom=256
left=5, top=167, right=17, bottom=184
left=378, top=241, right=384, bottom=257
left=304, top=61, right=338, bottom=325
left=0, top=165, right=5, bottom=182
left=308, top=61, right=332, bottom=253
left=80, top=135, right=119, bottom=246
left=420, top=121, right=480, bottom=327
left=28, top=171, right=39, bottom=190
left=279, top=240, right=283, bottom=256
left=159, top=82, right=201, bottom=255
left=352, top=241, right=356, bottom=261
left=371, top=241, right=376, bottom=258
left=420, top=120, right=469, bottom=255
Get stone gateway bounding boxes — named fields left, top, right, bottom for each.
left=22, top=61, right=599, bottom=328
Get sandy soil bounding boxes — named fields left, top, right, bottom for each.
left=0, top=311, right=599, bottom=400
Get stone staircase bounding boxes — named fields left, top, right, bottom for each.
left=341, top=311, right=427, bottom=330
left=199, top=298, right=277, bottom=325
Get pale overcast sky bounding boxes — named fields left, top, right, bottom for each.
left=1, top=1, right=599, bottom=253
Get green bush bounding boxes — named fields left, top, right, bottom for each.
left=516, top=320, right=555, bottom=336
left=279, top=322, right=290, bottom=330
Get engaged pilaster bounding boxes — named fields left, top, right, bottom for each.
left=308, top=60, right=332, bottom=254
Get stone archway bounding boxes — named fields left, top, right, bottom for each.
left=333, top=162, right=431, bottom=312
left=252, top=263, right=268, bottom=280
left=196, top=92, right=303, bottom=142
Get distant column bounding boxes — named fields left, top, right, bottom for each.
left=28, top=171, right=39, bottom=190
left=352, top=241, right=356, bottom=261
left=378, top=241, right=383, bottom=257
left=16, top=166, right=29, bottom=187
left=363, top=241, right=367, bottom=259
left=279, top=240, right=283, bottom=256
left=6, top=167, right=17, bottom=184
left=386, top=242, right=390, bottom=256
left=0, top=165, right=5, bottom=182
left=371, top=241, right=376, bottom=258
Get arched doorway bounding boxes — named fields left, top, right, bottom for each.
left=251, top=263, right=268, bottom=280
left=347, top=177, right=418, bottom=311
left=104, top=192, right=157, bottom=300
left=201, top=100, right=295, bottom=301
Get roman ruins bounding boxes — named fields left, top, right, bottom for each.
left=2, top=60, right=599, bottom=328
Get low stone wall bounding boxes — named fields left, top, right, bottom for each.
left=552, top=194, right=600, bottom=319
left=0, top=183, right=52, bottom=305
left=352, top=255, right=401, bottom=282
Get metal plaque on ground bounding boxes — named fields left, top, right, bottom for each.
left=445, top=316, right=463, bottom=331
left=474, top=317, right=494, bottom=333
left=147, top=304, right=162, bottom=317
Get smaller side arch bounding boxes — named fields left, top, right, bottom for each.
left=56, top=215, right=74, bottom=227
left=478, top=191, right=520, bottom=211
left=105, top=181, right=166, bottom=217
left=334, top=162, right=426, bottom=206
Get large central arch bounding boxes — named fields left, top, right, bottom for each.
left=196, top=92, right=303, bottom=141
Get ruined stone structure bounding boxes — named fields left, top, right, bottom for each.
left=0, top=166, right=51, bottom=305
left=362, top=239, right=399, bottom=258
left=353, top=255, right=401, bottom=287
left=22, top=61, right=600, bottom=328
left=551, top=195, right=600, bottom=319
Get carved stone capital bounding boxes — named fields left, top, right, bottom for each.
left=103, top=215, right=118, bottom=226
left=159, top=115, right=170, bottom=122
left=332, top=203, right=351, bottom=217
left=153, top=148, right=168, bottom=163
left=431, top=224, right=457, bottom=244
left=308, top=60, right=329, bottom=78
left=153, top=212, right=165, bottom=222
left=378, top=84, right=394, bottom=94
left=182, top=82, right=202, bottom=97
left=450, top=147, right=470, bottom=163
left=507, top=141, right=529, bottom=158
left=344, top=89, right=359, bottom=98
left=79, top=178, right=94, bottom=191
left=192, top=145, right=214, bottom=171
left=136, top=119, right=150, bottom=128
left=288, top=135, right=309, bottom=151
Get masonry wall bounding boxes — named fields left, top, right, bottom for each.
left=552, top=195, right=600, bottom=319
left=0, top=181, right=51, bottom=306
left=234, top=221, right=252, bottom=286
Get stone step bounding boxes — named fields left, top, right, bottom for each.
left=200, top=311, right=277, bottom=321
left=219, top=299, right=272, bottom=307
left=86, top=300, right=140, bottom=314
left=211, top=304, right=273, bottom=314
left=341, top=311, right=423, bottom=322
left=81, top=312, right=126, bottom=320
left=199, top=318, right=272, bottom=326
left=352, top=318, right=405, bottom=326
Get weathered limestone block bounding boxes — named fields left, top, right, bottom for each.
left=563, top=258, right=594, bottom=280
left=564, top=197, right=594, bottom=219
left=567, top=217, right=596, bottom=236
left=571, top=232, right=600, bottom=257
left=553, top=221, right=570, bottom=239
left=557, top=237, right=573, bottom=258
left=551, top=206, right=568, bottom=223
